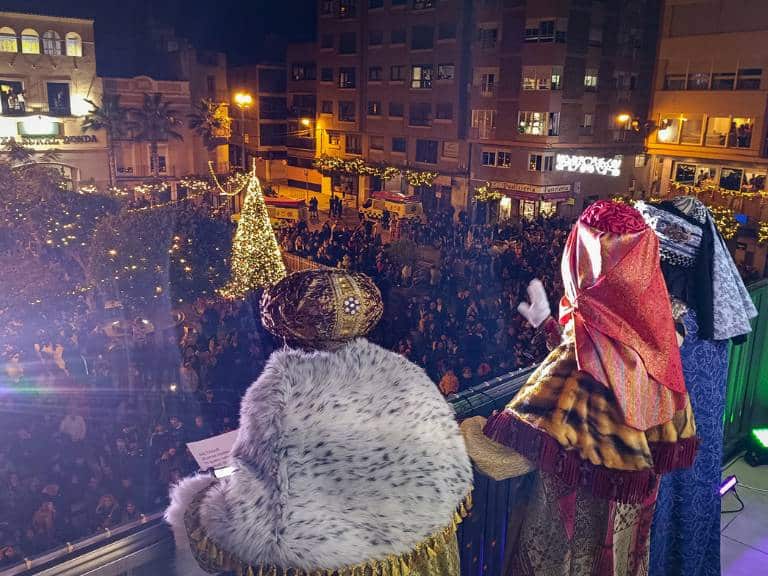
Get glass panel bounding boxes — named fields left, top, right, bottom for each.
left=657, top=116, right=681, bottom=143
left=674, top=163, right=696, bottom=183
left=680, top=115, right=704, bottom=144
left=743, top=171, right=766, bottom=191
left=694, top=166, right=717, bottom=187
left=705, top=116, right=730, bottom=146
left=687, top=72, right=709, bottom=90
left=664, top=74, right=686, bottom=90
left=711, top=72, right=735, bottom=90
left=720, top=167, right=743, bottom=190
left=732, top=117, right=753, bottom=148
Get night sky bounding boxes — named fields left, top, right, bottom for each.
left=0, top=0, right=316, bottom=73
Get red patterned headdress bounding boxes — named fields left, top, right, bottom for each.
left=559, top=201, right=687, bottom=430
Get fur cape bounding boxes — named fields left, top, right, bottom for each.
left=166, top=339, right=472, bottom=574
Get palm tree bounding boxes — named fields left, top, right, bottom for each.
left=131, top=92, right=183, bottom=179
left=81, top=95, right=131, bottom=187
left=189, top=98, right=231, bottom=151
left=3, top=138, right=35, bottom=165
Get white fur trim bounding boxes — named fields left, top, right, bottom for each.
left=165, top=474, right=217, bottom=576
left=182, top=339, right=471, bottom=571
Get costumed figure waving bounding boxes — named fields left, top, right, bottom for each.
left=462, top=201, right=698, bottom=576
left=165, top=269, right=473, bottom=576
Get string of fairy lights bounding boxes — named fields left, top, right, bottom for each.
left=311, top=155, right=438, bottom=187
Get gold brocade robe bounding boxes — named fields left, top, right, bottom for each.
left=184, top=488, right=466, bottom=576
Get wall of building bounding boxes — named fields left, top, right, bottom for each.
left=0, top=12, right=110, bottom=187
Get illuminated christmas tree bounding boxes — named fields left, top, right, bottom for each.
left=220, top=175, right=286, bottom=298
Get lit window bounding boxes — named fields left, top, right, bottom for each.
left=522, top=67, right=537, bottom=91
left=518, top=111, right=547, bottom=135
left=328, top=131, right=341, bottom=146
left=21, top=29, right=40, bottom=54
left=581, top=113, right=593, bottom=132
left=437, top=64, right=455, bottom=81
left=471, top=109, right=496, bottom=139
left=584, top=69, right=598, bottom=91
left=529, top=154, right=554, bottom=171
left=0, top=27, right=16, bottom=53
left=548, top=112, right=560, bottom=136
left=42, top=30, right=61, bottom=56
left=481, top=151, right=496, bottom=166
left=411, top=65, right=433, bottom=89
left=0, top=80, right=25, bottom=114
left=480, top=73, right=496, bottom=96
left=551, top=66, right=562, bottom=90
left=657, top=116, right=682, bottom=143
left=497, top=151, right=511, bottom=167
left=339, top=0, right=357, bottom=19
left=687, top=72, right=710, bottom=90
left=732, top=117, right=753, bottom=148
left=367, top=101, right=382, bottom=116
left=47, top=82, right=71, bottom=116
left=338, top=68, right=356, bottom=88
left=65, top=32, right=82, bottom=57
left=680, top=115, right=704, bottom=144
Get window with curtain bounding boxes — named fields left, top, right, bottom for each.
left=42, top=30, right=61, bottom=55
left=21, top=29, right=40, bottom=54
left=65, top=32, right=82, bottom=57
left=0, top=27, right=16, bottom=52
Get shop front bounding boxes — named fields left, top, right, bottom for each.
left=474, top=180, right=573, bottom=221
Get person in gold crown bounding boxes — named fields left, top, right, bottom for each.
left=165, top=269, right=473, bottom=576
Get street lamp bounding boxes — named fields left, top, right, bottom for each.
left=616, top=113, right=631, bottom=124
left=233, top=92, right=253, bottom=171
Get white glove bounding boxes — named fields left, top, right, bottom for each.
left=517, top=279, right=551, bottom=328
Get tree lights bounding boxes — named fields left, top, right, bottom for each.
left=218, top=174, right=286, bottom=299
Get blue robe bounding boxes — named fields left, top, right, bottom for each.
left=650, top=310, right=729, bottom=576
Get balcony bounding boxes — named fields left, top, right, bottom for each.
left=3, top=280, right=766, bottom=576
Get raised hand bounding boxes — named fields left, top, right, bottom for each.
left=517, top=279, right=550, bottom=328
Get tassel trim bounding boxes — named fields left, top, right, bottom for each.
left=184, top=488, right=473, bottom=576
left=483, top=411, right=697, bottom=504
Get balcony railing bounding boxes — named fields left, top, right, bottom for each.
left=4, top=280, right=766, bottom=576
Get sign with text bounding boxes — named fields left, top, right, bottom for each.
left=489, top=181, right=572, bottom=194
left=0, top=135, right=99, bottom=147
left=186, top=430, right=238, bottom=470
left=555, top=154, right=622, bottom=177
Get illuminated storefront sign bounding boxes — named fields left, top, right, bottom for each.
left=0, top=134, right=98, bottom=146
left=489, top=181, right=572, bottom=194
left=555, top=154, right=622, bottom=177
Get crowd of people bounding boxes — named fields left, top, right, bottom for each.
left=4, top=193, right=753, bottom=565
left=0, top=291, right=275, bottom=564
left=277, top=208, right=571, bottom=393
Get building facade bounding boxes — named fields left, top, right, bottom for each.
left=645, top=0, right=768, bottom=275
left=468, top=0, right=659, bottom=220
left=228, top=63, right=288, bottom=174
left=287, top=0, right=657, bottom=217
left=103, top=76, right=220, bottom=191
left=0, top=12, right=110, bottom=188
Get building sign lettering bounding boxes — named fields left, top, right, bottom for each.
left=489, top=181, right=572, bottom=194
left=0, top=135, right=99, bottom=146
left=555, top=154, right=622, bottom=177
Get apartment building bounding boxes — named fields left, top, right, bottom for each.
left=645, top=0, right=768, bottom=273
left=0, top=12, right=110, bottom=188
left=469, top=0, right=659, bottom=220
left=285, top=42, right=323, bottom=196
left=310, top=0, right=473, bottom=211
